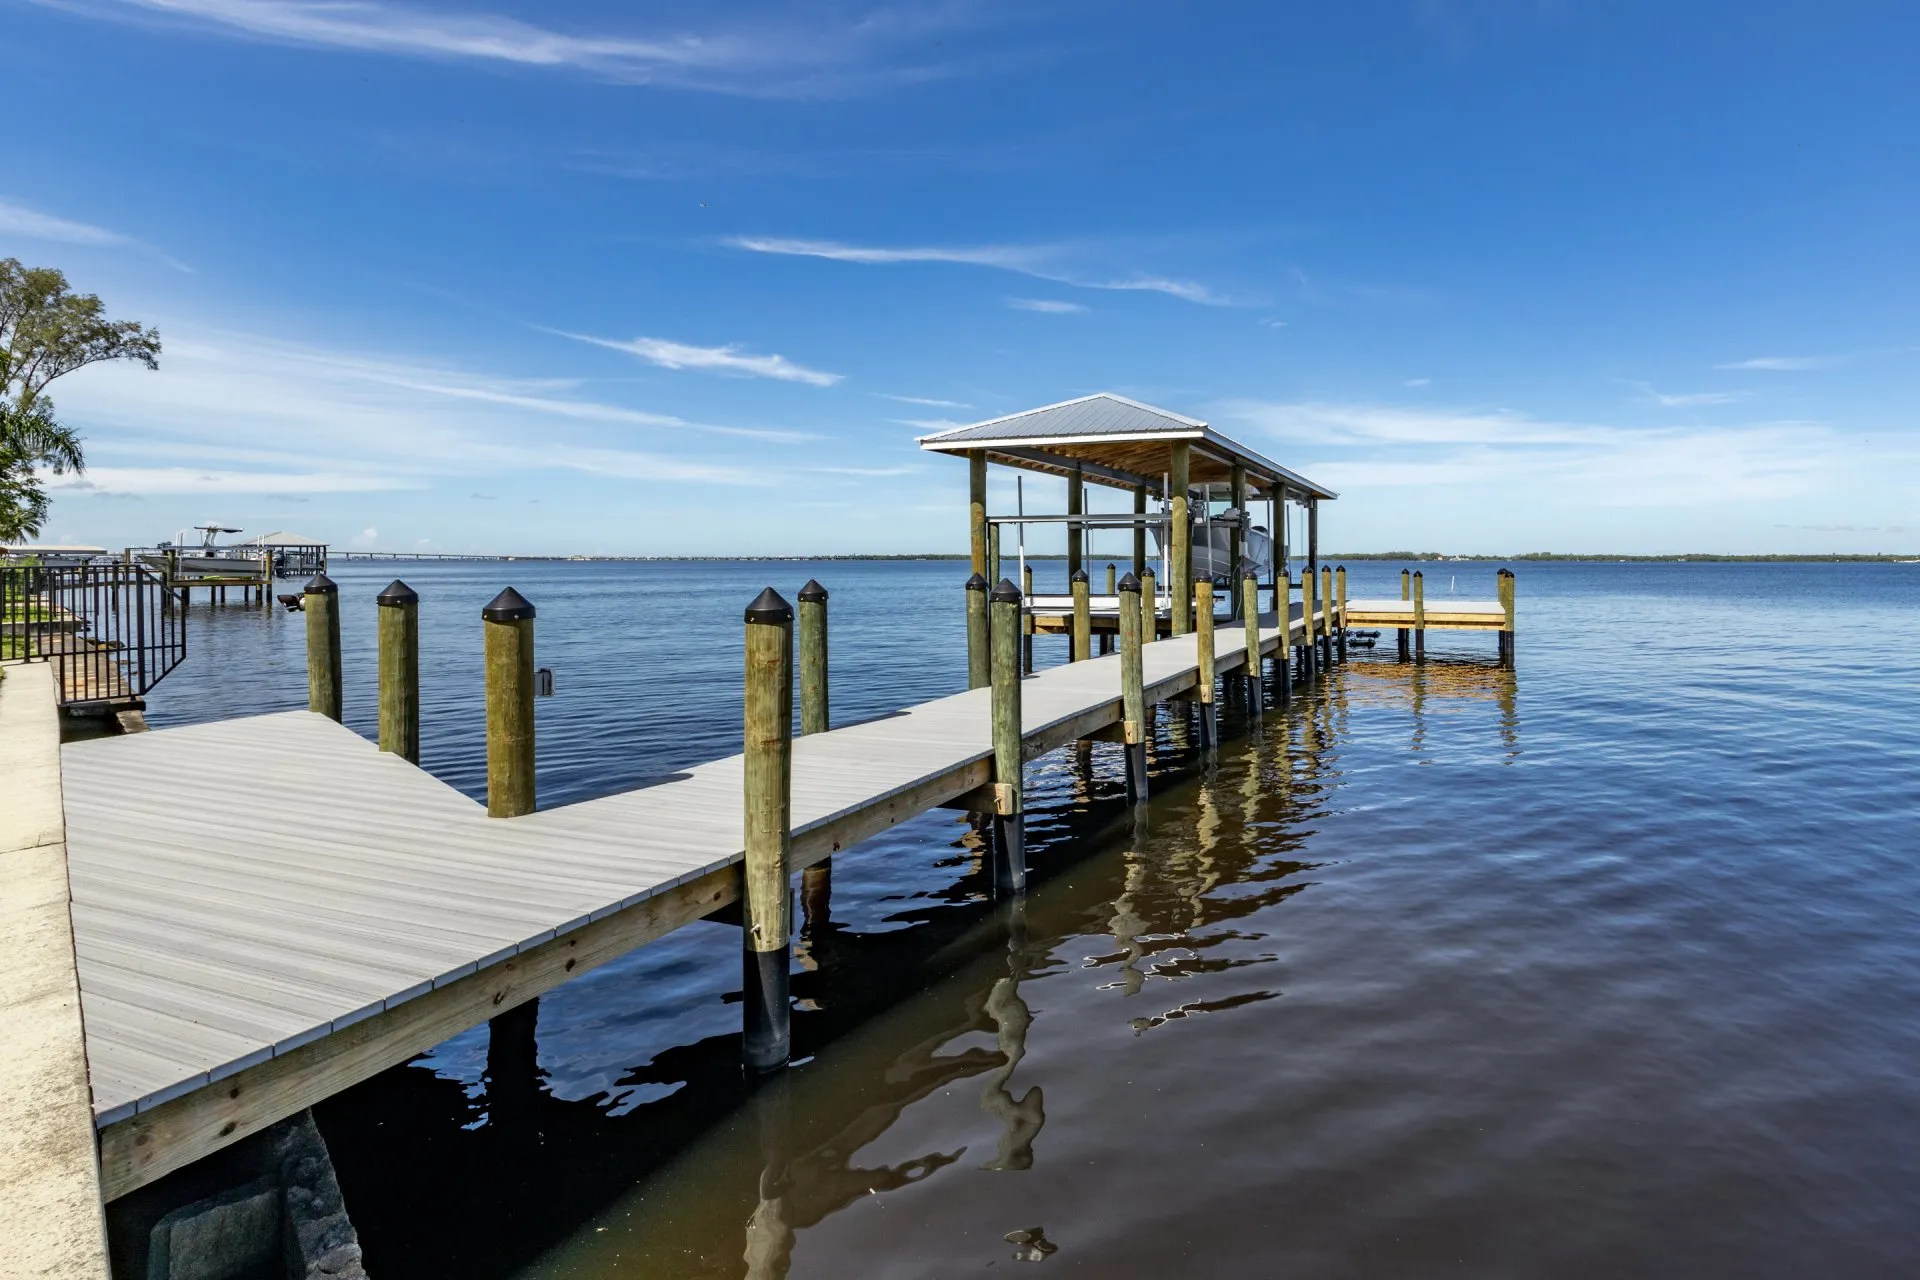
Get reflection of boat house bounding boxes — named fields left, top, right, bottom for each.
left=917, top=393, right=1339, bottom=637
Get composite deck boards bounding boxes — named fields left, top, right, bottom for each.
left=61, top=610, right=1339, bottom=1126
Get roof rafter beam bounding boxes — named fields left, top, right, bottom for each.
left=988, top=447, right=1167, bottom=497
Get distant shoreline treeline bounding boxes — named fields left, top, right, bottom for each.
left=332, top=551, right=1920, bottom=564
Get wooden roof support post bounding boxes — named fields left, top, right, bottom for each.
left=1242, top=569, right=1263, bottom=720
left=1066, top=462, right=1084, bottom=584
left=1169, top=440, right=1192, bottom=635
left=968, top=449, right=989, bottom=577
left=1228, top=463, right=1247, bottom=619
left=1132, top=484, right=1147, bottom=576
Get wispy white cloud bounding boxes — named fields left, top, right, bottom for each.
left=1714, top=355, right=1847, bottom=371
left=1007, top=297, right=1087, bottom=314
left=555, top=331, right=840, bottom=386
left=47, top=325, right=803, bottom=497
left=1628, top=382, right=1750, bottom=407
left=37, top=0, right=1006, bottom=97
left=875, top=393, right=971, bottom=408
left=0, top=197, right=132, bottom=247
left=1221, top=398, right=1917, bottom=509
left=45, top=467, right=417, bottom=495
left=893, top=417, right=970, bottom=432
left=728, top=236, right=1229, bottom=305
left=1404, top=377, right=1431, bottom=388
left=0, top=196, right=190, bottom=270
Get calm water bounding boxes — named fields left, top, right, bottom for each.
left=141, top=560, right=1920, bottom=1277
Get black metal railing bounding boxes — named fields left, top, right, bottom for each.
left=0, top=562, right=186, bottom=705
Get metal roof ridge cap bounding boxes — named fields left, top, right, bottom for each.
left=912, top=391, right=1116, bottom=443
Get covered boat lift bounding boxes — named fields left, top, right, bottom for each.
left=917, top=393, right=1338, bottom=638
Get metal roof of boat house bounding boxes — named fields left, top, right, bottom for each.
left=916, top=392, right=1336, bottom=501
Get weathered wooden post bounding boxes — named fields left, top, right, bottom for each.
left=1320, top=566, right=1335, bottom=666
left=260, top=550, right=273, bottom=611
left=1228, top=463, right=1247, bottom=615
left=1169, top=442, right=1192, bottom=634
left=989, top=578, right=1026, bottom=895
left=968, top=449, right=989, bottom=577
left=796, top=579, right=832, bottom=950
left=1066, top=464, right=1084, bottom=585
left=742, top=587, right=794, bottom=1073
left=304, top=572, right=342, bottom=722
left=966, top=573, right=990, bottom=689
left=1499, top=569, right=1516, bottom=666
left=1275, top=567, right=1292, bottom=703
left=989, top=524, right=1002, bottom=588
left=1242, top=569, right=1263, bottom=718
left=1132, top=485, right=1148, bottom=576
left=1021, top=564, right=1035, bottom=675
left=1140, top=566, right=1157, bottom=642
left=1118, top=572, right=1149, bottom=803
left=1413, top=570, right=1427, bottom=661
left=1195, top=579, right=1217, bottom=748
left=1071, top=569, right=1091, bottom=662
left=483, top=587, right=537, bottom=818
left=1300, top=560, right=1317, bottom=678
left=1336, top=566, right=1349, bottom=661
left=1399, top=568, right=1411, bottom=661
left=376, top=579, right=420, bottom=764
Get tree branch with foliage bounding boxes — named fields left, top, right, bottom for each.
left=0, top=258, right=160, bottom=540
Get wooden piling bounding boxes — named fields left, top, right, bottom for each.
left=1276, top=568, right=1292, bottom=702
left=483, top=587, right=537, bottom=818
left=1118, top=572, right=1148, bottom=803
left=989, top=578, right=1026, bottom=894
left=1336, top=566, right=1348, bottom=661
left=742, top=587, right=794, bottom=1072
left=796, top=579, right=831, bottom=928
left=1321, top=566, right=1334, bottom=665
left=1169, top=441, right=1191, bottom=634
left=375, top=579, right=420, bottom=764
left=1300, top=560, right=1317, bottom=678
left=965, top=573, right=990, bottom=689
left=1412, top=570, right=1426, bottom=660
left=1195, top=579, right=1216, bottom=748
left=1399, top=568, right=1411, bottom=660
left=1499, top=569, right=1516, bottom=666
left=1071, top=569, right=1091, bottom=662
left=1242, top=570, right=1262, bottom=718
left=303, top=573, right=342, bottom=722
left=1140, top=566, right=1157, bottom=642
left=989, top=524, right=1002, bottom=587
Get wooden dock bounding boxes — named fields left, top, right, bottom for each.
left=64, top=598, right=1339, bottom=1202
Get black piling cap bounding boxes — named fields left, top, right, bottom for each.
left=1071, top=568, right=1089, bottom=584
left=990, top=577, right=1023, bottom=604
left=481, top=586, right=535, bottom=623
left=965, top=572, right=989, bottom=592
left=798, top=578, right=829, bottom=604
left=304, top=572, right=337, bottom=596
left=1118, top=571, right=1141, bottom=594
left=744, top=586, right=793, bottom=625
left=376, top=579, right=418, bottom=607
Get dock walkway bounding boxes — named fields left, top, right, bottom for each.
left=65, top=602, right=1331, bottom=1200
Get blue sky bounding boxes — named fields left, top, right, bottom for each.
left=3, top=0, right=1915, bottom=555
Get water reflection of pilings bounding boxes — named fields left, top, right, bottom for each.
left=978, top=902, right=1044, bottom=1171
